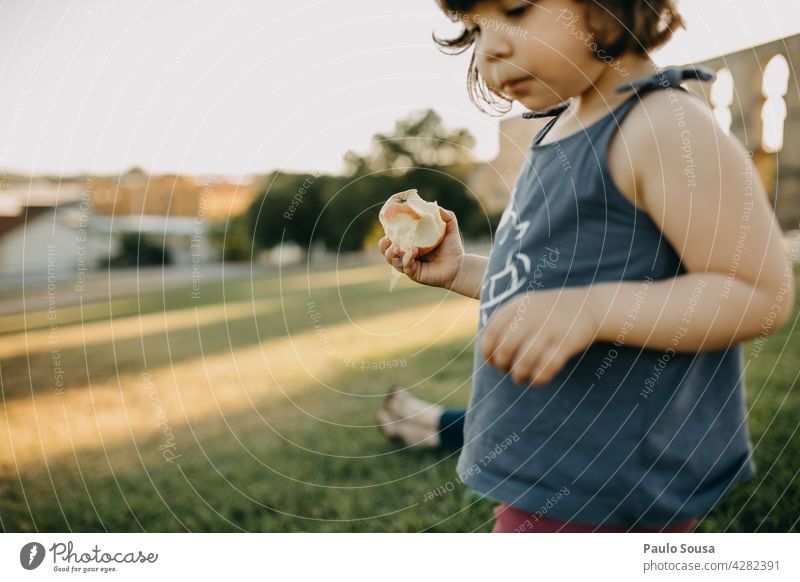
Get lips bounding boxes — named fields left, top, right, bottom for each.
left=502, top=76, right=530, bottom=92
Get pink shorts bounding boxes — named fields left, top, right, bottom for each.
left=492, top=503, right=698, bottom=533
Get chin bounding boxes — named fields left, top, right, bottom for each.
left=518, top=94, right=566, bottom=111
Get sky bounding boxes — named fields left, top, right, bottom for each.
left=0, top=0, right=798, bottom=178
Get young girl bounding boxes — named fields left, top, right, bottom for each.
left=379, top=0, right=795, bottom=532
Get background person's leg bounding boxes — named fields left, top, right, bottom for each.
left=377, top=387, right=465, bottom=450
left=438, top=409, right=466, bottom=451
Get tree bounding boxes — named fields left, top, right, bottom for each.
left=249, top=172, right=326, bottom=259
left=344, top=109, right=476, bottom=176
left=103, top=232, right=172, bottom=268
left=208, top=215, right=253, bottom=261
left=249, top=109, right=483, bottom=256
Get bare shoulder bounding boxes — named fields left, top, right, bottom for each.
left=625, top=88, right=724, bottom=158
left=607, top=88, right=729, bottom=213
left=613, top=88, right=787, bottom=284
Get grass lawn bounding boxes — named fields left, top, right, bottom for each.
left=0, top=260, right=798, bottom=532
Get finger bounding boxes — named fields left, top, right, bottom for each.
left=481, top=304, right=522, bottom=365
left=385, top=243, right=401, bottom=263
left=480, top=328, right=496, bottom=365
left=509, top=339, right=542, bottom=385
left=480, top=314, right=506, bottom=365
left=509, top=337, right=554, bottom=386
left=483, top=327, right=520, bottom=373
left=439, top=207, right=454, bottom=223
left=378, top=236, right=391, bottom=253
left=402, top=246, right=418, bottom=276
left=389, top=245, right=406, bottom=272
left=530, top=346, right=568, bottom=387
left=442, top=210, right=459, bottom=237
left=402, top=246, right=411, bottom=264
left=494, top=335, right=521, bottom=373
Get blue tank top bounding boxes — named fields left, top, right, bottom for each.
left=457, top=66, right=756, bottom=527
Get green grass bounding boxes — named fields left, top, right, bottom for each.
left=0, top=264, right=797, bottom=532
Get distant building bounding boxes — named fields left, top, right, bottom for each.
left=468, top=115, right=548, bottom=214
left=89, top=170, right=259, bottom=220
left=697, top=34, right=800, bottom=231
left=0, top=182, right=106, bottom=283
left=0, top=171, right=263, bottom=280
left=86, top=214, right=215, bottom=266
left=88, top=170, right=262, bottom=266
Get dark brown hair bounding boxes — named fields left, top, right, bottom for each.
left=433, top=1, right=685, bottom=114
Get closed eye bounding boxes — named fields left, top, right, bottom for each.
left=463, top=2, right=530, bottom=33
left=505, top=4, right=530, bottom=18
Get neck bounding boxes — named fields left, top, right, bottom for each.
left=572, top=53, right=658, bottom=118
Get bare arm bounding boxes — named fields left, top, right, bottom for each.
left=446, top=254, right=489, bottom=300
left=593, top=91, right=796, bottom=352
left=589, top=272, right=793, bottom=352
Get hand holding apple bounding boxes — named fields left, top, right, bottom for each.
left=377, top=190, right=464, bottom=289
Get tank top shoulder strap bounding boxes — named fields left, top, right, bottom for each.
left=521, top=65, right=715, bottom=145
left=531, top=116, right=560, bottom=146
left=591, top=65, right=715, bottom=150
left=614, top=65, right=714, bottom=99
left=522, top=100, right=573, bottom=145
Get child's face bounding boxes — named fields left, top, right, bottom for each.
left=463, top=0, right=613, bottom=109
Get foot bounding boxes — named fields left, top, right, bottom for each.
left=377, top=387, right=444, bottom=448
left=376, top=409, right=441, bottom=448
left=384, top=387, right=445, bottom=429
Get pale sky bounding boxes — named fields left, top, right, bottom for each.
left=0, top=0, right=798, bottom=178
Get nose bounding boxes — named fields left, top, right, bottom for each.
left=475, top=29, right=513, bottom=88
left=476, top=28, right=513, bottom=63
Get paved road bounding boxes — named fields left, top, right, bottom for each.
left=7, top=235, right=794, bottom=318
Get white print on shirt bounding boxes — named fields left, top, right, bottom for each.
left=481, top=193, right=533, bottom=326
left=496, top=205, right=529, bottom=245
left=480, top=251, right=532, bottom=326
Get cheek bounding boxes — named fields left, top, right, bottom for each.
left=521, top=29, right=603, bottom=88
left=541, top=26, right=591, bottom=65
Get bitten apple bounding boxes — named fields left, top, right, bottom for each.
left=378, top=189, right=446, bottom=255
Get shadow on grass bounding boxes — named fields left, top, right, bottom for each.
left=0, top=337, right=496, bottom=533
left=0, top=281, right=454, bottom=400
left=2, top=283, right=798, bottom=533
